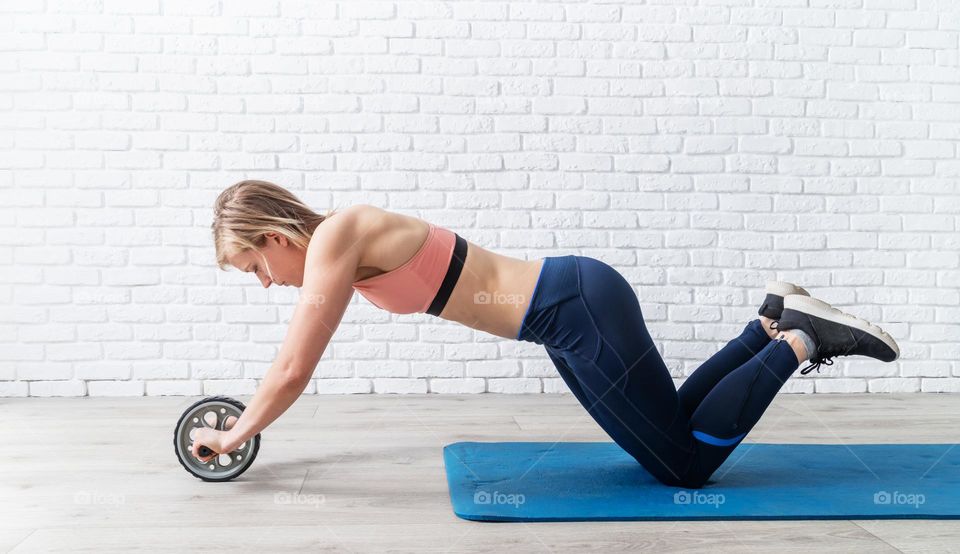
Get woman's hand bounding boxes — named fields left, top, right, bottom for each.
left=191, top=415, right=238, bottom=463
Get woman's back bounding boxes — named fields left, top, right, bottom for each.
left=325, top=205, right=543, bottom=340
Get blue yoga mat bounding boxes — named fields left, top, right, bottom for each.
left=443, top=441, right=960, bottom=521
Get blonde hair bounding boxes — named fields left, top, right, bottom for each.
left=211, top=180, right=338, bottom=270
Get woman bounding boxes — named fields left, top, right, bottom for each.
left=192, top=180, right=900, bottom=488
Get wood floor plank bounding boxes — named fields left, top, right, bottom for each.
left=1, top=529, right=35, bottom=553
left=10, top=522, right=900, bottom=553
left=3, top=393, right=959, bottom=551
left=855, top=520, right=960, bottom=553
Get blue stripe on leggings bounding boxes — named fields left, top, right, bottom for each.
left=692, top=429, right=747, bottom=447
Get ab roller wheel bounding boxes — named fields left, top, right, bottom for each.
left=173, top=395, right=261, bottom=482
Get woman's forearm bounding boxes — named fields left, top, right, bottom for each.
left=223, top=365, right=307, bottom=453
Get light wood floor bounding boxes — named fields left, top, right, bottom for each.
left=3, top=393, right=960, bottom=553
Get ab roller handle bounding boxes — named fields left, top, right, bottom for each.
left=173, top=395, right=262, bottom=482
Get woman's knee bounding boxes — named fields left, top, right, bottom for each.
left=677, top=474, right=708, bottom=489
left=651, top=468, right=707, bottom=489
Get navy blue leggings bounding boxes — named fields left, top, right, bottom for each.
left=517, top=255, right=800, bottom=488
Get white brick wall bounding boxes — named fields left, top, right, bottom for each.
left=1, top=1, right=958, bottom=397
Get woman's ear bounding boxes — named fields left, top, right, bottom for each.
left=265, top=232, right=289, bottom=247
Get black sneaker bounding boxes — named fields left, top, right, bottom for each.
left=776, top=295, right=900, bottom=375
left=758, top=281, right=810, bottom=331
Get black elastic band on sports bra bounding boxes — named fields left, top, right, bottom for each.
left=426, top=233, right=467, bottom=316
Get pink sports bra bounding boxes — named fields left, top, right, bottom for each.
left=352, top=222, right=467, bottom=315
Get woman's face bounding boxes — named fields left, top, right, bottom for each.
left=229, top=233, right=306, bottom=288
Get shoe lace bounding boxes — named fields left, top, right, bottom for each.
left=799, top=341, right=858, bottom=375
left=769, top=320, right=779, bottom=331
left=799, top=357, right=832, bottom=375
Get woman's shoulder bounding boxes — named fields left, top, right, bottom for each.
left=307, top=204, right=377, bottom=251
left=324, top=204, right=430, bottom=239
left=312, top=205, right=437, bottom=278
left=306, top=204, right=409, bottom=264
left=329, top=203, right=382, bottom=222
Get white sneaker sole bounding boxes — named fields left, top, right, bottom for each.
left=766, top=281, right=810, bottom=298
left=783, top=295, right=900, bottom=361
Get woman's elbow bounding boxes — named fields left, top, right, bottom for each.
left=280, top=366, right=313, bottom=392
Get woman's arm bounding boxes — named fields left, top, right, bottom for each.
left=221, top=212, right=362, bottom=453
